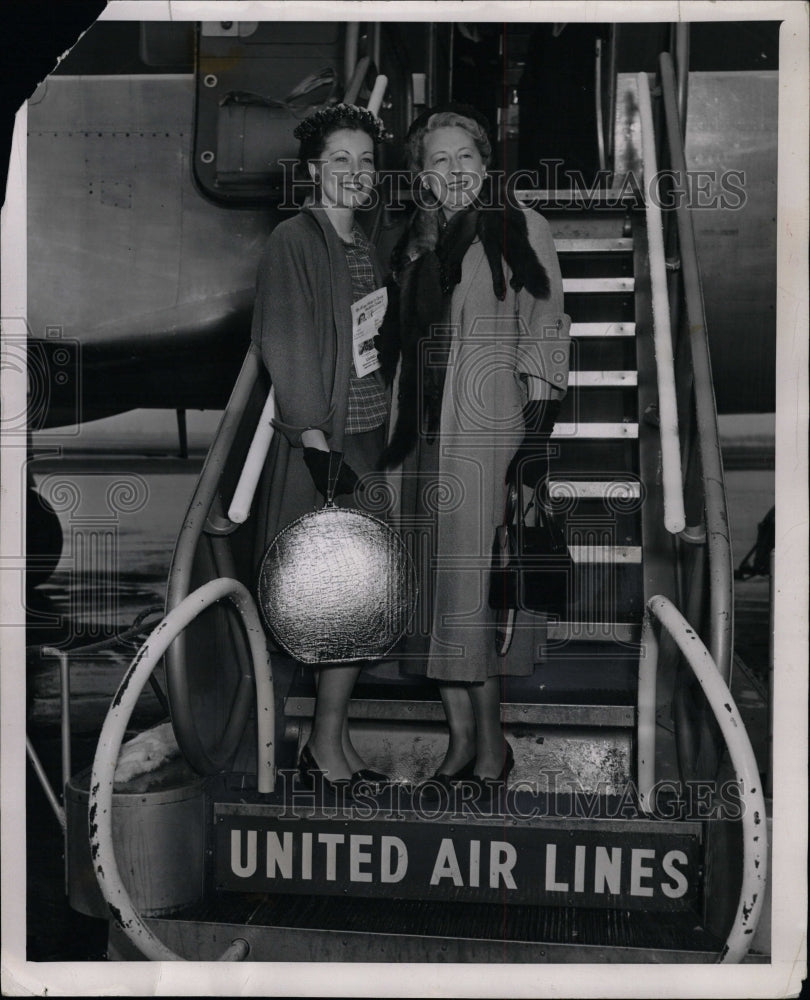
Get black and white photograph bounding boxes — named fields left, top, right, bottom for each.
left=1, top=1, right=807, bottom=996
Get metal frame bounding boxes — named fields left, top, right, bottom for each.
left=657, top=52, right=734, bottom=686
left=89, top=577, right=273, bottom=960
left=637, top=595, right=767, bottom=964
left=164, top=346, right=265, bottom=773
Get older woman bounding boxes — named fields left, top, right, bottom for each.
left=379, top=103, right=571, bottom=803
left=251, top=104, right=391, bottom=793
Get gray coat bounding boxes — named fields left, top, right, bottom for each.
left=394, top=209, right=571, bottom=681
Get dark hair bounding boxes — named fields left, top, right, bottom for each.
left=405, top=102, right=493, bottom=172
left=294, top=103, right=390, bottom=164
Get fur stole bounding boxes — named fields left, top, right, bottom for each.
left=377, top=192, right=551, bottom=469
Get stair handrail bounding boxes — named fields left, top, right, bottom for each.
left=89, top=577, right=273, bottom=961
left=658, top=51, right=734, bottom=683
left=637, top=594, right=768, bottom=964
left=165, top=346, right=266, bottom=773
left=636, top=71, right=686, bottom=534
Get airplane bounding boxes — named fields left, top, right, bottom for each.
left=22, top=17, right=777, bottom=428
left=12, top=12, right=796, bottom=969
left=17, top=17, right=778, bottom=584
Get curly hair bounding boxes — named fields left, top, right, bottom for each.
left=294, top=103, right=390, bottom=164
left=405, top=106, right=493, bottom=173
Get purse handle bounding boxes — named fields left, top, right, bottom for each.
left=325, top=451, right=344, bottom=508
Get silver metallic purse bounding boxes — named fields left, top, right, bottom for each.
left=257, top=473, right=417, bottom=664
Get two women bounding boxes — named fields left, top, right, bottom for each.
left=252, top=101, right=569, bottom=801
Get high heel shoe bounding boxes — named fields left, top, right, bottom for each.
left=414, top=755, right=477, bottom=799
left=349, top=767, right=390, bottom=795
left=434, top=755, right=477, bottom=784
left=298, top=744, right=352, bottom=798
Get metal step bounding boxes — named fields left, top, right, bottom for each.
left=285, top=696, right=634, bottom=729
left=569, top=545, right=642, bottom=564
left=553, top=422, right=639, bottom=439
left=563, top=277, right=635, bottom=293
left=126, top=896, right=723, bottom=964
left=547, top=621, right=641, bottom=643
left=570, top=322, right=635, bottom=338
left=554, top=238, right=633, bottom=253
left=568, top=370, right=637, bottom=387
left=516, top=188, right=642, bottom=209
left=548, top=480, right=642, bottom=500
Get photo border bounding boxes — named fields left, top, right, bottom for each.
left=2, top=1, right=807, bottom=996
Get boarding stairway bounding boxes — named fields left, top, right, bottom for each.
left=70, top=59, right=769, bottom=964
left=279, top=199, right=652, bottom=783
left=261, top=206, right=647, bottom=858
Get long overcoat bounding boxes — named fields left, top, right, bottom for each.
left=395, top=208, right=571, bottom=682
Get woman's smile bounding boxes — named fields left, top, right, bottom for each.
left=421, top=125, right=487, bottom=213
left=310, top=127, right=376, bottom=209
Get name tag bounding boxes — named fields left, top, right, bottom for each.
left=351, top=287, right=387, bottom=378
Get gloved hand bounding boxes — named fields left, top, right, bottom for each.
left=505, top=398, right=561, bottom=490
left=303, top=448, right=361, bottom=500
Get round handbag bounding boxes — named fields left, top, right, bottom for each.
left=257, top=504, right=417, bottom=664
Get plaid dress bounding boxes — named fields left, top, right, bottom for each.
left=342, top=226, right=388, bottom=434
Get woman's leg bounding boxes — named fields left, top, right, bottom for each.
left=308, top=664, right=363, bottom=781
left=435, top=683, right=476, bottom=774
left=467, top=675, right=507, bottom=778
left=340, top=716, right=367, bottom=773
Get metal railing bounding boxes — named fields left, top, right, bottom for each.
left=657, top=51, right=735, bottom=686
left=164, top=346, right=265, bottom=774
left=637, top=70, right=686, bottom=535
left=638, top=595, right=768, bottom=964
left=89, top=577, right=271, bottom=960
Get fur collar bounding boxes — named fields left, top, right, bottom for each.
left=377, top=194, right=550, bottom=469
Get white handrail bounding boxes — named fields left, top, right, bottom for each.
left=228, top=386, right=275, bottom=524
left=636, top=72, right=686, bottom=534
left=89, top=578, right=273, bottom=961
left=638, top=595, right=768, bottom=963
left=367, top=74, right=388, bottom=117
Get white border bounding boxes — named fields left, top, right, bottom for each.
left=2, top=1, right=807, bottom=996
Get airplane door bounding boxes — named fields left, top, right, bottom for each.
left=193, top=21, right=349, bottom=202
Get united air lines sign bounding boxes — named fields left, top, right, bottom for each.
left=214, top=809, right=700, bottom=909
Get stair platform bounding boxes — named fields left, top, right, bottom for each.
left=109, top=896, right=726, bottom=963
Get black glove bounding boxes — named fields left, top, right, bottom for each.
left=505, top=398, right=561, bottom=491
left=303, top=448, right=361, bottom=500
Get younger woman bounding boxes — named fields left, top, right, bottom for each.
left=251, top=104, right=390, bottom=792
